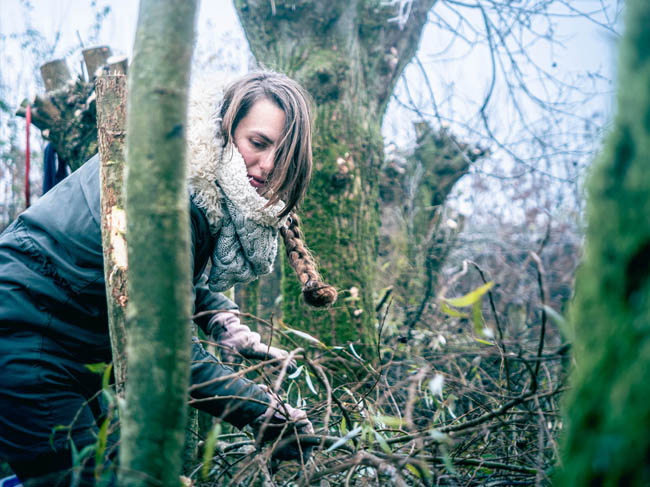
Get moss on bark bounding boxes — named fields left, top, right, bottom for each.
left=236, top=0, right=435, bottom=351
left=119, top=1, right=198, bottom=485
left=557, top=1, right=650, bottom=484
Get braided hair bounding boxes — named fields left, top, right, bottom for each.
left=280, top=213, right=337, bottom=307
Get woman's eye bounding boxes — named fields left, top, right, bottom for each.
left=251, top=139, right=265, bottom=149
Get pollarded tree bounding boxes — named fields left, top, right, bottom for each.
left=235, top=0, right=438, bottom=347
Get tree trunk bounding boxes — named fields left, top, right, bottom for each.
left=558, top=0, right=650, bottom=484
left=96, top=73, right=129, bottom=395
left=235, top=0, right=437, bottom=348
left=390, top=124, right=484, bottom=329
left=119, top=1, right=198, bottom=485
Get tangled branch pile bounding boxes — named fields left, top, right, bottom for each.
left=188, top=271, right=569, bottom=487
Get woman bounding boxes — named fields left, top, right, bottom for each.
left=0, top=71, right=337, bottom=485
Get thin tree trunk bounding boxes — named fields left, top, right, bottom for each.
left=558, top=0, right=650, bottom=484
left=96, top=74, right=129, bottom=395
left=119, top=0, right=198, bottom=485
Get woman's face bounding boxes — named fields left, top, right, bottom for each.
left=233, top=97, right=286, bottom=194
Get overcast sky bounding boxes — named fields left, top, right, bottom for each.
left=0, top=0, right=621, bottom=219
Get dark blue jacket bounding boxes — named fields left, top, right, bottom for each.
left=0, top=155, right=269, bottom=461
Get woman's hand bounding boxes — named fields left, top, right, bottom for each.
left=209, top=312, right=297, bottom=373
left=250, top=398, right=314, bottom=462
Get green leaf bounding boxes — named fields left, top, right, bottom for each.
left=50, top=424, right=69, bottom=449
left=406, top=463, right=421, bottom=479
left=374, top=415, right=405, bottom=428
left=543, top=304, right=567, bottom=327
left=349, top=343, right=363, bottom=361
left=442, top=450, right=457, bottom=474
left=443, top=281, right=494, bottom=308
left=474, top=337, right=494, bottom=346
left=440, top=301, right=469, bottom=318
left=471, top=301, right=483, bottom=334
left=95, top=416, right=110, bottom=471
left=304, top=369, right=318, bottom=395
left=288, top=364, right=303, bottom=380
left=84, top=362, right=109, bottom=374
left=202, top=422, right=222, bottom=479
left=101, top=363, right=113, bottom=390
left=325, top=426, right=362, bottom=452
left=285, top=328, right=327, bottom=348
left=373, top=430, right=392, bottom=454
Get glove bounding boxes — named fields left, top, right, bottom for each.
left=250, top=397, right=314, bottom=462
left=210, top=311, right=297, bottom=373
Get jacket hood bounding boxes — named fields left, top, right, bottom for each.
left=186, top=75, right=288, bottom=234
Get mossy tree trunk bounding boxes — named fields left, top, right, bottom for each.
left=235, top=0, right=437, bottom=347
left=119, top=1, right=198, bottom=485
left=558, top=0, right=650, bottom=484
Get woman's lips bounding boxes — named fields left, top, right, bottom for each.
left=248, top=175, right=265, bottom=189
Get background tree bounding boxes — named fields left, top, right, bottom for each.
left=234, top=0, right=618, bottom=350
left=119, top=0, right=198, bottom=485
left=558, top=0, right=650, bottom=484
left=235, top=0, right=438, bottom=347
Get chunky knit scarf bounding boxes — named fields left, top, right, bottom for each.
left=186, top=76, right=288, bottom=292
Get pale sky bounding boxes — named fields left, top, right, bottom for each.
left=0, top=0, right=620, bottom=219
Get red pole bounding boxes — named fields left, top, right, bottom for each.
left=25, top=104, right=31, bottom=208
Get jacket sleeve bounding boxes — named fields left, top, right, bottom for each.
left=188, top=200, right=270, bottom=427
left=193, top=272, right=237, bottom=337
left=189, top=339, right=270, bottom=428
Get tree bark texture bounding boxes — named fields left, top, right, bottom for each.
left=558, top=0, right=650, bottom=484
left=235, top=0, right=437, bottom=347
left=119, top=1, right=198, bottom=486
left=96, top=74, right=129, bottom=395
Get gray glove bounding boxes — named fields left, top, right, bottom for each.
left=210, top=311, right=296, bottom=372
left=250, top=397, right=314, bottom=462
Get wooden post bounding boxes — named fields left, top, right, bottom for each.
left=96, top=74, right=129, bottom=395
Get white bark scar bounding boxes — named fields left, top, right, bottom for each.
left=110, top=206, right=128, bottom=269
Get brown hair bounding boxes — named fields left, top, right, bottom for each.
left=280, top=213, right=338, bottom=307
left=219, top=71, right=312, bottom=218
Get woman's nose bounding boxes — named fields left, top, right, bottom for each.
left=259, top=149, right=275, bottom=174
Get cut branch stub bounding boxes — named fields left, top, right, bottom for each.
left=40, top=59, right=73, bottom=92
left=83, top=46, right=113, bottom=80
left=106, top=55, right=129, bottom=75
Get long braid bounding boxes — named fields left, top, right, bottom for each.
left=280, top=213, right=338, bottom=307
